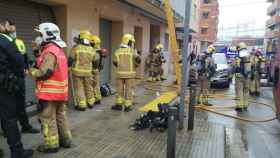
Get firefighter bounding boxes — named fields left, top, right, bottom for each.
left=0, top=21, right=33, bottom=158
left=70, top=30, right=97, bottom=111
left=250, top=49, right=265, bottom=96
left=145, top=44, right=165, bottom=81
left=29, top=22, right=72, bottom=153
left=234, top=42, right=251, bottom=112
left=196, top=45, right=216, bottom=106
left=90, top=35, right=104, bottom=105
left=156, top=44, right=166, bottom=80
left=112, top=33, right=141, bottom=111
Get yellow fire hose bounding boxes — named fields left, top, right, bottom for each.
left=141, top=80, right=277, bottom=123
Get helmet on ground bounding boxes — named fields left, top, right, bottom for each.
left=79, top=30, right=91, bottom=41
left=207, top=45, right=215, bottom=54
left=122, top=33, right=135, bottom=45
left=90, top=35, right=101, bottom=49
left=237, top=42, right=247, bottom=51
left=155, top=44, right=164, bottom=51
left=35, top=22, right=66, bottom=48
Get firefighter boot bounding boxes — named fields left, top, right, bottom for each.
left=60, top=139, right=72, bottom=149
left=11, top=149, right=34, bottom=158
left=235, top=107, right=243, bottom=112
left=112, top=97, right=124, bottom=111
left=0, top=149, right=3, bottom=158
left=37, top=145, right=59, bottom=153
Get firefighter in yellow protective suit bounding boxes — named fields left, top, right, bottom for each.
left=90, top=35, right=102, bottom=104
left=156, top=44, right=166, bottom=80
left=112, top=33, right=141, bottom=112
left=250, top=49, right=266, bottom=96
left=70, top=30, right=97, bottom=111
left=196, top=45, right=216, bottom=106
left=234, top=42, right=251, bottom=112
left=145, top=44, right=165, bottom=81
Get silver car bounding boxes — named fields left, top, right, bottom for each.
left=210, top=53, right=231, bottom=88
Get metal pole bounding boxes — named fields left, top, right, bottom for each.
left=179, top=0, right=192, bottom=130
left=188, top=84, right=196, bottom=130
left=167, top=106, right=177, bottom=158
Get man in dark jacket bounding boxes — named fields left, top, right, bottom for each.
left=0, top=21, right=33, bottom=158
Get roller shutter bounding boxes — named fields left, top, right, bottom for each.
left=0, top=0, right=56, bottom=104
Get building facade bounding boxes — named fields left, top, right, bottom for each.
left=266, top=0, right=280, bottom=55
left=198, top=0, right=219, bottom=52
left=0, top=0, right=187, bottom=103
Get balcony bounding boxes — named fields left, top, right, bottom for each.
left=267, top=0, right=280, bottom=15
left=265, top=30, right=280, bottom=39
left=266, top=16, right=280, bottom=27
left=200, top=0, right=219, bottom=8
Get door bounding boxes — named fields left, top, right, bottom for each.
left=99, top=19, right=112, bottom=84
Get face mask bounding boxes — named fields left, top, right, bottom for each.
left=9, top=32, right=16, bottom=39
left=34, top=36, right=43, bottom=46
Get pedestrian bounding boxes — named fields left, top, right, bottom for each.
left=29, top=22, right=72, bottom=153
left=196, top=45, right=216, bottom=106
left=112, top=33, right=141, bottom=111
left=234, top=42, right=251, bottom=112
left=0, top=21, right=33, bottom=158
left=69, top=30, right=98, bottom=111
left=0, top=20, right=39, bottom=136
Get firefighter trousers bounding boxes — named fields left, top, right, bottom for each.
left=39, top=101, right=72, bottom=149
left=93, top=71, right=102, bottom=101
left=196, top=75, right=209, bottom=104
left=235, top=76, right=249, bottom=108
left=116, top=78, right=134, bottom=107
left=250, top=74, right=260, bottom=94
left=73, top=75, right=95, bottom=108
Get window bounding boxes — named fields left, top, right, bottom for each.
left=201, top=27, right=208, bottom=34
left=203, top=0, right=211, bottom=4
left=202, top=12, right=209, bottom=19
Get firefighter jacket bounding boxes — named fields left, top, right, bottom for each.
left=30, top=43, right=68, bottom=101
left=196, top=54, right=215, bottom=78
left=113, top=46, right=141, bottom=79
left=71, top=44, right=97, bottom=77
left=145, top=52, right=162, bottom=72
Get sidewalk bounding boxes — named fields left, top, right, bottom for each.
left=0, top=83, right=226, bottom=158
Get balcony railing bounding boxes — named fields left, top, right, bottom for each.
left=267, top=0, right=280, bottom=15
left=265, top=30, right=280, bottom=39
left=266, top=16, right=280, bottom=27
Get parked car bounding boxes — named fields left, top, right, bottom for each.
left=210, top=53, right=231, bottom=88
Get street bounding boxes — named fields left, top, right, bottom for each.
left=1, top=81, right=279, bottom=158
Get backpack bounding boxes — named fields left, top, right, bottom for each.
left=100, top=83, right=112, bottom=97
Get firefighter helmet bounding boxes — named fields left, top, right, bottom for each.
left=207, top=45, right=215, bottom=54
left=35, top=22, right=66, bottom=48
left=79, top=30, right=91, bottom=40
left=155, top=44, right=164, bottom=51
left=90, top=35, right=101, bottom=49
left=122, top=33, right=135, bottom=45
left=237, top=42, right=247, bottom=51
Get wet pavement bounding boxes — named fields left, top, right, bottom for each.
left=0, top=80, right=280, bottom=158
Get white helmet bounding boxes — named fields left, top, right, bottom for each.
left=35, top=22, right=66, bottom=48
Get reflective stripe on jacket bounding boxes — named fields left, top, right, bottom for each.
left=36, top=43, right=68, bottom=101
left=71, top=44, right=96, bottom=77
left=15, top=38, right=26, bottom=55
